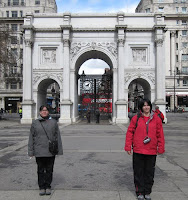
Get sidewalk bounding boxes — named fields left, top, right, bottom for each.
left=2, top=190, right=187, bottom=200
left=0, top=113, right=187, bottom=200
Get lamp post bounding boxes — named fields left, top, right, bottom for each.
left=102, top=70, right=112, bottom=119
left=51, top=87, right=59, bottom=120
left=80, top=70, right=86, bottom=118
left=134, top=82, right=139, bottom=110
left=173, top=70, right=176, bottom=113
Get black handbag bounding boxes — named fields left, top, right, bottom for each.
left=40, top=121, right=59, bottom=155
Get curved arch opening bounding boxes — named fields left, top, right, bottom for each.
left=128, top=78, right=151, bottom=112
left=37, top=78, right=60, bottom=119
left=74, top=50, right=113, bottom=123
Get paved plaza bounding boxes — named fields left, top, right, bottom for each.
left=0, top=113, right=187, bottom=200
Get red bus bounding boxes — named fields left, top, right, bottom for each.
left=81, top=93, right=112, bottom=113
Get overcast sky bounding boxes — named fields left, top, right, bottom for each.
left=56, top=0, right=141, bottom=74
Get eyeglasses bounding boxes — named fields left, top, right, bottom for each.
left=41, top=109, right=48, bottom=112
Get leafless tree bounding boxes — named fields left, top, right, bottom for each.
left=0, top=21, right=22, bottom=84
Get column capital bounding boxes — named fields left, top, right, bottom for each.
left=63, top=39, right=70, bottom=47
left=24, top=39, right=33, bottom=47
left=171, top=31, right=176, bottom=37
left=117, top=39, right=125, bottom=47
left=155, top=39, right=163, bottom=47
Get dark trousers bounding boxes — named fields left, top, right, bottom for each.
left=36, top=156, right=55, bottom=189
left=133, top=153, right=156, bottom=196
left=96, top=116, right=100, bottom=123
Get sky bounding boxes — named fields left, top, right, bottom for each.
left=56, top=0, right=141, bottom=74
left=56, top=0, right=140, bottom=14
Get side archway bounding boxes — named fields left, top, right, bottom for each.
left=126, top=76, right=155, bottom=112
left=34, top=78, right=61, bottom=119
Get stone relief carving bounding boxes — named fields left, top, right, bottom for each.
left=70, top=42, right=117, bottom=60
left=132, top=48, right=146, bottom=63
left=33, top=72, right=63, bottom=85
left=124, top=72, right=155, bottom=85
left=42, top=49, right=56, bottom=64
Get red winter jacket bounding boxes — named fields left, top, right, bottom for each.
left=124, top=112, right=165, bottom=155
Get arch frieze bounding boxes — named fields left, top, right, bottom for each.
left=124, top=71, right=155, bottom=88
left=33, top=72, right=63, bottom=88
left=70, top=42, right=117, bottom=60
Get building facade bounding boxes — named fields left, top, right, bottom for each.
left=21, top=12, right=166, bottom=124
left=0, top=0, right=57, bottom=112
left=136, top=0, right=188, bottom=110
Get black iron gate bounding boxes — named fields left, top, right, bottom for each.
left=79, top=70, right=112, bottom=121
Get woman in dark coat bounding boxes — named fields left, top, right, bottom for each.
left=28, top=105, right=63, bottom=196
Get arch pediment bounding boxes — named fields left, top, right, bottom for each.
left=33, top=71, right=63, bottom=90
left=125, top=71, right=155, bottom=90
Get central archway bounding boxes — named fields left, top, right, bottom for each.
left=71, top=48, right=117, bottom=123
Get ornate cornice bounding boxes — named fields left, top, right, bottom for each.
left=34, top=28, right=61, bottom=32
left=72, top=28, right=115, bottom=32
left=126, top=27, right=153, bottom=32
left=22, top=25, right=35, bottom=31
left=60, top=25, right=72, bottom=30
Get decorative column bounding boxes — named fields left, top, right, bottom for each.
left=21, top=13, right=35, bottom=124
left=115, top=25, right=129, bottom=123
left=154, top=25, right=167, bottom=122
left=170, top=31, right=176, bottom=74
left=59, top=25, right=72, bottom=124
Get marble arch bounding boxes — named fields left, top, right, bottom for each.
left=21, top=12, right=167, bottom=124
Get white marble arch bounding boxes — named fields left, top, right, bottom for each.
left=33, top=74, right=62, bottom=119
left=21, top=13, right=167, bottom=124
left=70, top=45, right=117, bottom=123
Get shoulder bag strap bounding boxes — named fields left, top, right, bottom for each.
left=39, top=121, right=51, bottom=142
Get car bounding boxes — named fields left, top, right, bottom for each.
left=177, top=107, right=184, bottom=113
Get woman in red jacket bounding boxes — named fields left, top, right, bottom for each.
left=125, top=99, right=165, bottom=200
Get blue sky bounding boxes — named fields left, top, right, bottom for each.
left=56, top=0, right=140, bottom=13
left=56, top=0, right=141, bottom=74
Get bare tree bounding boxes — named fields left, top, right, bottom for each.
left=0, top=21, right=22, bottom=84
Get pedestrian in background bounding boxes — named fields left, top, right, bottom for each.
left=28, top=105, right=63, bottom=196
left=154, top=105, right=164, bottom=123
left=124, top=99, right=165, bottom=200
left=96, top=109, right=100, bottom=123
left=18, top=107, right=22, bottom=119
left=86, top=109, right=91, bottom=123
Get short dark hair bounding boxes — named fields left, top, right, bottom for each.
left=139, top=98, right=152, bottom=112
left=39, top=105, right=49, bottom=112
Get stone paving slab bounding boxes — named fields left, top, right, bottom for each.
left=1, top=190, right=188, bottom=200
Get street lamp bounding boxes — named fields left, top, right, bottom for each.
left=173, top=70, right=176, bottom=113
left=134, top=82, right=139, bottom=110
left=79, top=70, right=86, bottom=118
